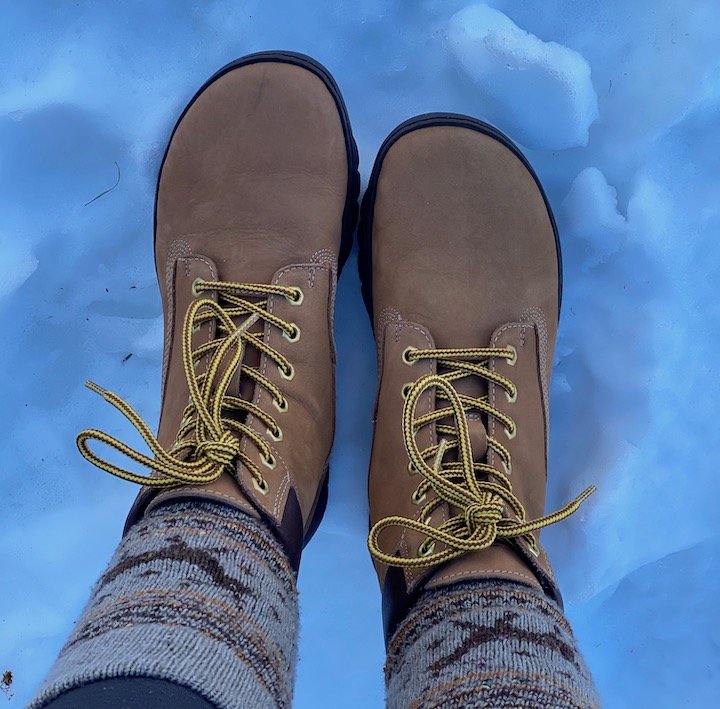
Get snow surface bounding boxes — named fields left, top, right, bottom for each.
left=2, top=2, right=719, bottom=707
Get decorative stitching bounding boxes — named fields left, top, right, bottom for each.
left=242, top=262, right=332, bottom=522
left=428, top=568, right=540, bottom=587
left=489, top=322, right=559, bottom=589
left=521, top=307, right=551, bottom=429
left=372, top=307, right=403, bottom=421
left=488, top=322, right=533, bottom=470
left=273, top=471, right=292, bottom=518
left=161, top=239, right=193, bottom=395
left=384, top=321, right=438, bottom=588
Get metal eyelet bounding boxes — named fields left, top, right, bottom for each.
left=283, top=324, right=301, bottom=342
left=501, top=459, right=512, bottom=475
left=279, top=363, right=295, bottom=381
left=286, top=288, right=304, bottom=306
left=505, top=387, right=517, bottom=403
left=401, top=383, right=412, bottom=399
left=262, top=452, right=277, bottom=470
left=191, top=278, right=203, bottom=297
left=411, top=488, right=426, bottom=505
left=407, top=461, right=417, bottom=475
left=506, top=345, right=517, bottom=366
left=273, top=396, right=288, bottom=413
left=418, top=540, right=435, bottom=558
left=505, top=424, right=517, bottom=440
left=253, top=477, right=269, bottom=495
left=528, top=541, right=541, bottom=557
left=402, top=347, right=416, bottom=365
left=267, top=426, right=283, bottom=442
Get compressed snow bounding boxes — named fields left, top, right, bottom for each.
left=1, top=2, right=718, bottom=707
left=0, top=237, right=38, bottom=300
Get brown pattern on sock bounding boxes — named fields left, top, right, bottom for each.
left=385, top=581, right=600, bottom=709
left=428, top=610, right=583, bottom=676
left=100, top=538, right=256, bottom=604
left=31, top=502, right=299, bottom=709
left=67, top=590, right=280, bottom=658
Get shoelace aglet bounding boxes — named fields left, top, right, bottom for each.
left=556, top=484, right=597, bottom=516
left=549, top=484, right=596, bottom=522
left=85, top=380, right=109, bottom=398
left=577, top=484, right=597, bottom=504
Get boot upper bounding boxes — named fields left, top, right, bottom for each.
left=78, top=55, right=358, bottom=571
left=361, top=118, right=593, bottom=639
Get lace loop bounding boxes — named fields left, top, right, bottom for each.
left=368, top=346, right=595, bottom=568
left=77, top=280, right=300, bottom=490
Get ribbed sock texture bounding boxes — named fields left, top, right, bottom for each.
left=386, top=580, right=600, bottom=709
left=31, top=501, right=298, bottom=709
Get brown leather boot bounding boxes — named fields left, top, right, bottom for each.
left=359, top=113, right=594, bottom=641
left=77, top=52, right=359, bottom=570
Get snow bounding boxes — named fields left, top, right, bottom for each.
left=448, top=4, right=599, bottom=149
left=1, top=2, right=718, bottom=707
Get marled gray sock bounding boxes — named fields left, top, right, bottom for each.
left=386, top=580, right=600, bottom=709
left=30, top=501, right=298, bottom=709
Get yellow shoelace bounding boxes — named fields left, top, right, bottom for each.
left=77, top=279, right=303, bottom=493
left=368, top=346, right=596, bottom=568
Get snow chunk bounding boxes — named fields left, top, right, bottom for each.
left=561, top=167, right=628, bottom=268
left=448, top=4, right=598, bottom=150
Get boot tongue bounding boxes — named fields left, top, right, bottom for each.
left=437, top=366, right=489, bottom=465
left=466, top=416, right=488, bottom=461
left=235, top=317, right=264, bottom=404
left=433, top=360, right=490, bottom=531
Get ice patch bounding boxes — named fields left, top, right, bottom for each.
left=447, top=3, right=598, bottom=149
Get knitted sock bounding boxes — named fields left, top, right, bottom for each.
left=386, top=580, right=600, bottom=709
left=31, top=501, right=298, bottom=709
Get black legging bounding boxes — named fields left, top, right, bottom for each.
left=43, top=678, right=215, bottom=709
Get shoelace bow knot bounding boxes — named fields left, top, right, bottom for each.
left=77, top=279, right=301, bottom=491
left=368, top=346, right=595, bottom=568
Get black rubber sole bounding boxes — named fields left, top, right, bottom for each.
left=153, top=52, right=360, bottom=552
left=357, top=112, right=563, bottom=327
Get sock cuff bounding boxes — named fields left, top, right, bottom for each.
left=31, top=500, right=299, bottom=709
left=387, top=580, right=572, bottom=661
left=139, top=500, right=297, bottom=593
left=385, top=579, right=600, bottom=709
